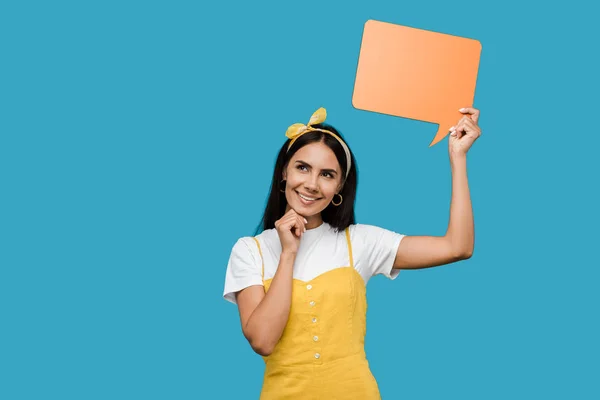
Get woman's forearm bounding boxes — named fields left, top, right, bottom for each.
left=245, top=251, right=296, bottom=355
left=446, top=155, right=474, bottom=257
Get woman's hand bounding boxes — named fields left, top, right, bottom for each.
left=274, top=209, right=307, bottom=254
left=449, top=107, right=481, bottom=158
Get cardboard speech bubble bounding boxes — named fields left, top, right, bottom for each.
left=352, top=20, right=482, bottom=146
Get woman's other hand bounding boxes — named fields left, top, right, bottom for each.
left=448, top=107, right=481, bottom=157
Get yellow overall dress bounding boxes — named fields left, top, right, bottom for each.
left=252, top=227, right=381, bottom=399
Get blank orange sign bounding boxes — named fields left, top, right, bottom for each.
left=352, top=20, right=482, bottom=147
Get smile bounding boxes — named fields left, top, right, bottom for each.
left=296, top=191, right=321, bottom=203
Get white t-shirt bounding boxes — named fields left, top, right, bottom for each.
left=223, top=222, right=406, bottom=305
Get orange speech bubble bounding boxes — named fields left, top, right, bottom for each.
left=352, top=20, right=482, bottom=147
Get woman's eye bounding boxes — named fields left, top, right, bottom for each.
left=296, top=165, right=332, bottom=178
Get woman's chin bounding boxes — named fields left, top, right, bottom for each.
left=304, top=208, right=327, bottom=218
left=291, top=201, right=320, bottom=216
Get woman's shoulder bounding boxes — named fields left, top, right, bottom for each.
left=230, top=227, right=279, bottom=256
left=254, top=227, right=279, bottom=244
left=347, top=222, right=380, bottom=235
left=348, top=223, right=405, bottom=242
left=227, top=229, right=277, bottom=269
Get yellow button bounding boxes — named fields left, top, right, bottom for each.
left=314, top=353, right=320, bottom=359
left=313, top=336, right=319, bottom=342
left=307, top=284, right=312, bottom=290
left=309, top=301, right=315, bottom=306
left=312, top=317, right=317, bottom=323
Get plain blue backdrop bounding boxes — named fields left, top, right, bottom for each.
left=1, top=0, right=598, bottom=399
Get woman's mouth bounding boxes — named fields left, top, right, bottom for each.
left=296, top=191, right=321, bottom=205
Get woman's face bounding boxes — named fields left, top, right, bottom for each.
left=283, top=141, right=343, bottom=220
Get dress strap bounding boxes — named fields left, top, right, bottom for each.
left=252, top=237, right=265, bottom=282
left=344, top=227, right=354, bottom=269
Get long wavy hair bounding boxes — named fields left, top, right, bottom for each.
left=254, top=123, right=358, bottom=235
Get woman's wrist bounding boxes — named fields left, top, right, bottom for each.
left=281, top=250, right=298, bottom=258
left=450, top=153, right=467, bottom=167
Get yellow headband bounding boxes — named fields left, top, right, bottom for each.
left=285, top=107, right=351, bottom=180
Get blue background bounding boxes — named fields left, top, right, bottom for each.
left=1, top=0, right=598, bottom=399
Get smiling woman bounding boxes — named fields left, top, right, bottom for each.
left=256, top=110, right=358, bottom=235
left=222, top=106, right=480, bottom=399
left=282, top=144, right=346, bottom=226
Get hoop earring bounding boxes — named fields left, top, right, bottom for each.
left=279, top=179, right=286, bottom=193
left=332, top=193, right=343, bottom=206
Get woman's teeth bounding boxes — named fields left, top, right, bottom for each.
left=298, top=192, right=318, bottom=202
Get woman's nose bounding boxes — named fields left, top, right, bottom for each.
left=304, top=173, right=319, bottom=191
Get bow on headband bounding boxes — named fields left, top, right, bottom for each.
left=284, top=107, right=351, bottom=180
left=285, top=107, right=327, bottom=142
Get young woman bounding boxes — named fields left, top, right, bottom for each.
left=223, top=107, right=481, bottom=399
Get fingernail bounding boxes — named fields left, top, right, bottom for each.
left=449, top=126, right=455, bottom=131
left=304, top=218, right=308, bottom=223
left=459, top=108, right=466, bottom=112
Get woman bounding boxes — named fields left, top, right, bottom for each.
left=223, top=107, right=481, bottom=399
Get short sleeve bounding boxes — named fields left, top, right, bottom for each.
left=223, top=237, right=264, bottom=305
left=352, top=224, right=405, bottom=281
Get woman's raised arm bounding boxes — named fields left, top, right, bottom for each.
left=393, top=107, right=481, bottom=270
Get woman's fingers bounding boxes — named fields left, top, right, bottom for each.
left=459, top=107, right=480, bottom=124
left=287, top=213, right=304, bottom=238
left=450, top=116, right=477, bottom=138
left=451, top=107, right=480, bottom=137
left=460, top=118, right=478, bottom=136
left=277, top=209, right=308, bottom=238
left=296, top=215, right=306, bottom=237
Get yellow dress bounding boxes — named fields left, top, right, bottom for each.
left=252, top=227, right=381, bottom=399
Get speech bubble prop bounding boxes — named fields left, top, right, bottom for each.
left=352, top=20, right=482, bottom=147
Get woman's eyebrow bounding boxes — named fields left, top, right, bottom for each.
left=295, top=160, right=338, bottom=175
